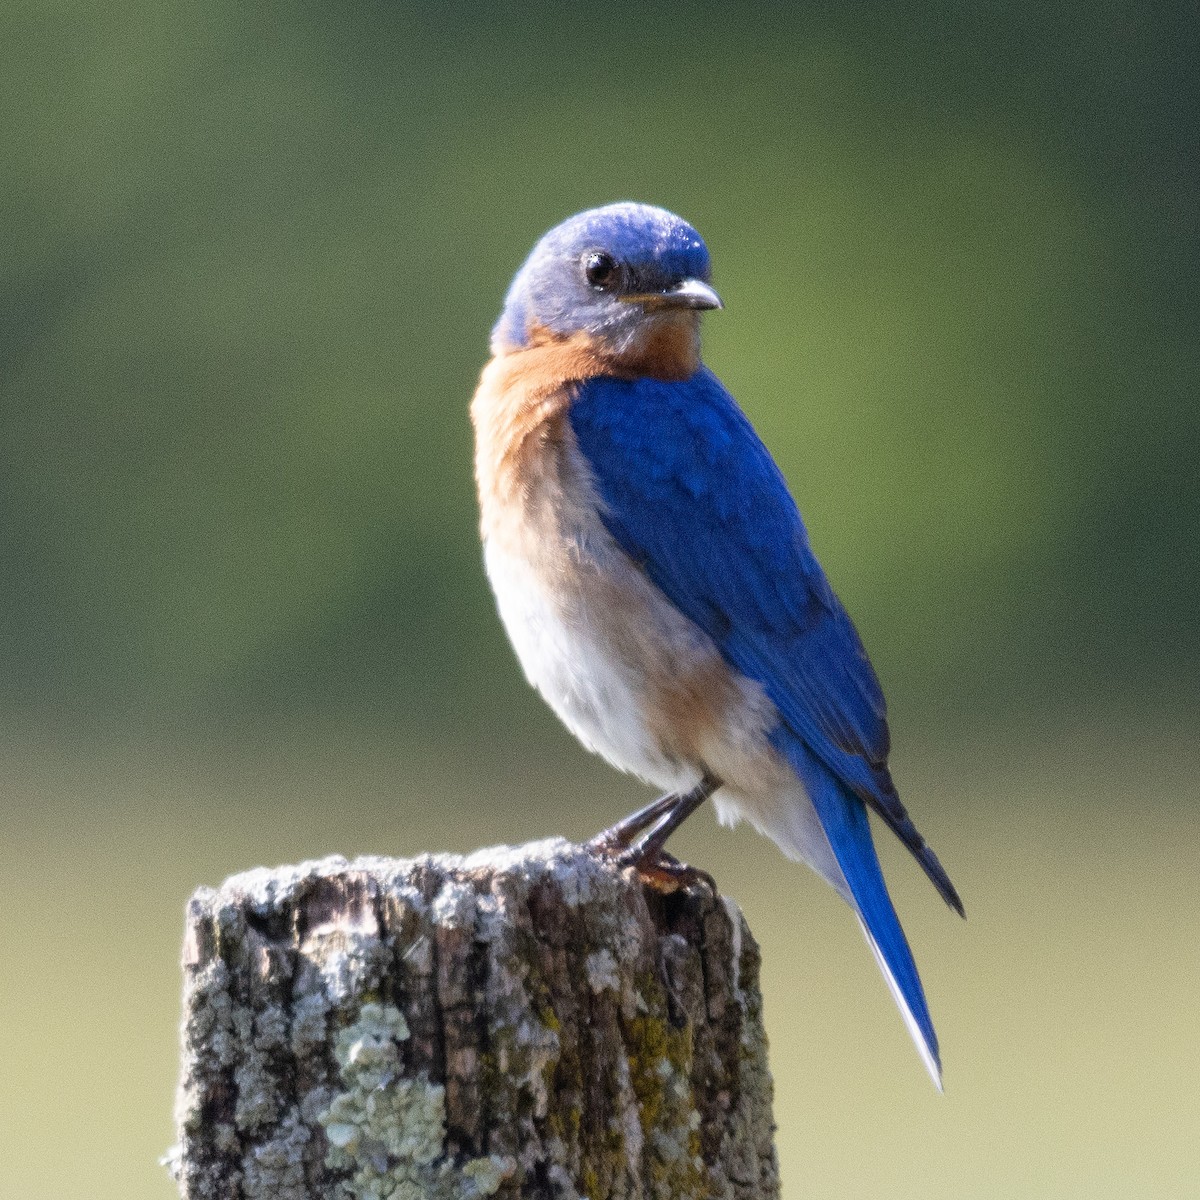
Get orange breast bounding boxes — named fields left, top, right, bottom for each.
left=470, top=331, right=609, bottom=554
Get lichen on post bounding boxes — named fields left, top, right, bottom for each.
left=167, top=838, right=779, bottom=1199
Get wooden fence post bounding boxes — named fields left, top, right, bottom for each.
left=167, top=837, right=779, bottom=1199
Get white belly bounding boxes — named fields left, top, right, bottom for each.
left=483, top=538, right=701, bottom=794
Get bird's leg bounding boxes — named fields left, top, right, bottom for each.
left=616, top=774, right=721, bottom=891
left=587, top=790, right=681, bottom=854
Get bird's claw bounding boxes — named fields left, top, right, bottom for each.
left=610, top=846, right=718, bottom=895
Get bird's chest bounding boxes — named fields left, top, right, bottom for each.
left=479, top=444, right=695, bottom=789
left=472, top=371, right=704, bottom=789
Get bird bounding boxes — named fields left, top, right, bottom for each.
left=470, top=201, right=963, bottom=1087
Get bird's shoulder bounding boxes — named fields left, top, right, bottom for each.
left=568, top=367, right=814, bottom=576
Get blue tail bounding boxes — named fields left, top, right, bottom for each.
left=781, top=736, right=943, bottom=1087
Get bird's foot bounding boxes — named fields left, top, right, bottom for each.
left=587, top=776, right=721, bottom=892
left=612, top=846, right=718, bottom=895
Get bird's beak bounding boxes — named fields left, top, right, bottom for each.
left=619, top=278, right=724, bottom=311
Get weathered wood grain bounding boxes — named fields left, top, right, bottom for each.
left=167, top=838, right=779, bottom=1199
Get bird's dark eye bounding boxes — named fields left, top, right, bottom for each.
left=584, top=252, right=619, bottom=290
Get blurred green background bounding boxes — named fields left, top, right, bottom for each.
left=2, top=1, right=1197, bottom=1196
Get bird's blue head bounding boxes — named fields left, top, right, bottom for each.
left=491, top=202, right=721, bottom=361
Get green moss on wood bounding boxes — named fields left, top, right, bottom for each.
left=624, top=1011, right=708, bottom=1198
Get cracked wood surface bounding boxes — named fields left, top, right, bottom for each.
left=168, top=838, right=779, bottom=1199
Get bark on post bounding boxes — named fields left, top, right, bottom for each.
left=167, top=838, right=779, bottom=1199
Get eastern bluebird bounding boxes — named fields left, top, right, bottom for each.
left=471, top=202, right=963, bottom=1086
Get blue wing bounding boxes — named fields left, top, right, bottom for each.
left=569, top=369, right=961, bottom=1083
left=569, top=369, right=960, bottom=911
